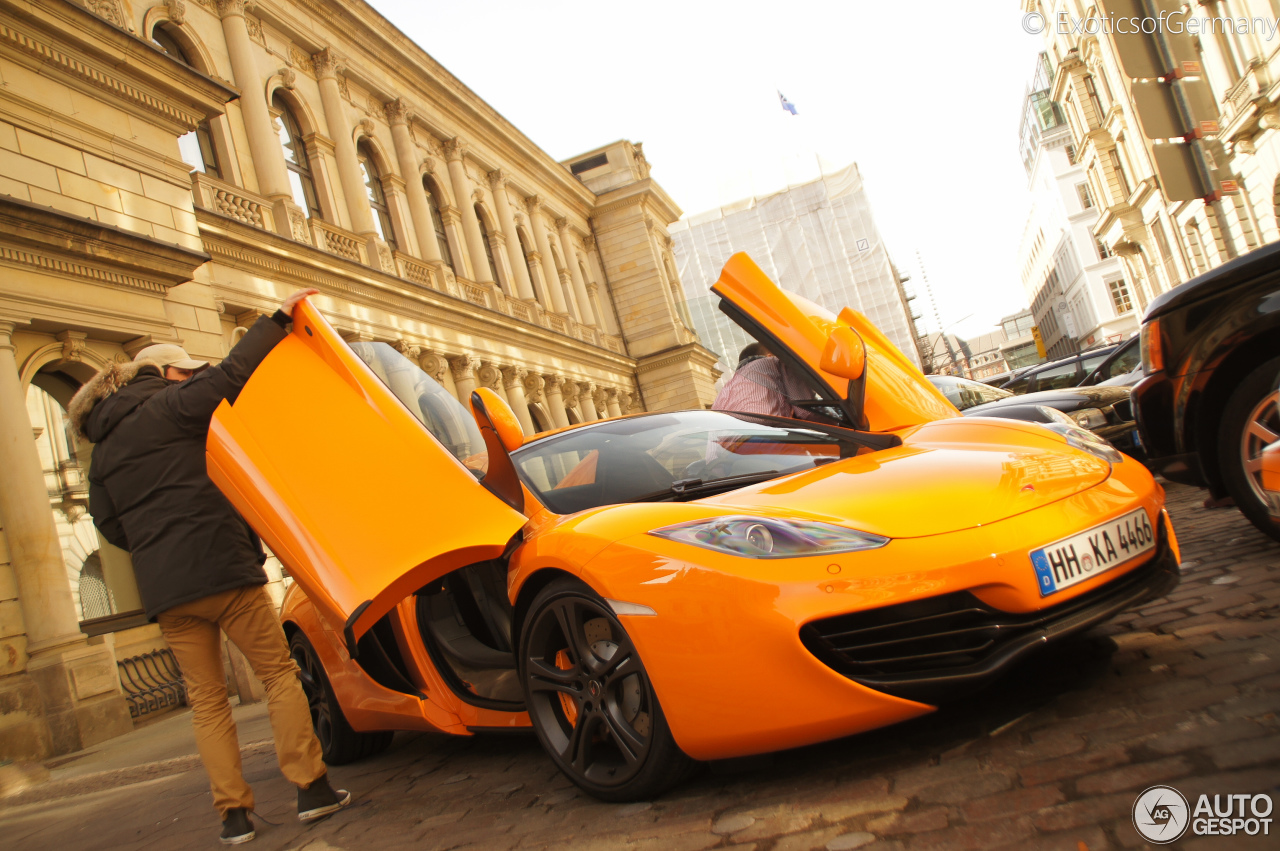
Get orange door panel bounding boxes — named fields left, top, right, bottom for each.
left=206, top=301, right=526, bottom=651
left=712, top=252, right=957, bottom=432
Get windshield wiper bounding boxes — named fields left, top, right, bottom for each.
left=634, top=471, right=781, bottom=503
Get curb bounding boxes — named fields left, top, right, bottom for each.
left=0, top=739, right=275, bottom=809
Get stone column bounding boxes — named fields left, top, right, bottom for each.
left=0, top=323, right=131, bottom=757
left=500, top=366, right=535, bottom=435
left=216, top=0, right=295, bottom=237
left=449, top=354, right=479, bottom=405
left=605, top=387, right=623, bottom=418
left=443, top=138, right=494, bottom=285
left=578, top=382, right=599, bottom=421
left=489, top=171, right=536, bottom=301
left=526, top=197, right=568, bottom=314
left=557, top=219, right=597, bottom=326
left=543, top=374, right=571, bottom=429
left=522, top=372, right=546, bottom=431
left=313, top=50, right=378, bottom=248
left=0, top=323, right=83, bottom=655
left=385, top=99, right=441, bottom=263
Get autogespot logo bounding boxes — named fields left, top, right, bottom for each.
left=1134, top=785, right=1277, bottom=842
left=1133, top=785, right=1190, bottom=844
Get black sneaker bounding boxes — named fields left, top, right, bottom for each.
left=297, top=774, right=351, bottom=822
left=220, top=808, right=255, bottom=845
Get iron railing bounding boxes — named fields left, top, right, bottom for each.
left=118, top=649, right=187, bottom=719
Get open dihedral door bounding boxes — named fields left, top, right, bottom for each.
left=712, top=252, right=958, bottom=433
left=206, top=300, right=526, bottom=654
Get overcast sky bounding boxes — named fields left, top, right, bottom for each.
left=371, top=1, right=1046, bottom=342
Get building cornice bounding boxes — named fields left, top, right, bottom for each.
left=0, top=1, right=236, bottom=133
left=589, top=179, right=683, bottom=225
left=0, top=195, right=210, bottom=292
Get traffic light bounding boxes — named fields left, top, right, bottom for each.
left=1031, top=325, right=1047, bottom=360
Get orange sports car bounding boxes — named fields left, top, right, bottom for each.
left=206, top=253, right=1181, bottom=801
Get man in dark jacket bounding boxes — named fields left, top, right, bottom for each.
left=70, top=288, right=349, bottom=845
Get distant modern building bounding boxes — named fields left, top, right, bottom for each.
left=1017, top=52, right=1136, bottom=360
left=669, top=163, right=924, bottom=380
left=999, top=309, right=1040, bottom=372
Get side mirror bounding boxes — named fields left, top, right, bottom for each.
left=821, top=326, right=866, bottom=380
left=470, top=387, right=524, bottom=452
left=821, top=326, right=868, bottom=429
left=468, top=388, right=525, bottom=512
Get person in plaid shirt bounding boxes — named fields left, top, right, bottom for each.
left=712, top=343, right=827, bottom=421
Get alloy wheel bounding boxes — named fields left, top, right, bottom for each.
left=290, top=635, right=335, bottom=752
left=1240, top=388, right=1280, bottom=512
left=523, top=593, right=653, bottom=788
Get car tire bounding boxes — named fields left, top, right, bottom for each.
left=289, top=630, right=394, bottom=765
left=1216, top=355, right=1280, bottom=543
left=518, top=578, right=697, bottom=802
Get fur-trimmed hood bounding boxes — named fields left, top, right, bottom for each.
left=69, top=359, right=164, bottom=443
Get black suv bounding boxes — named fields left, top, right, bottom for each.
left=1132, top=241, right=1280, bottom=541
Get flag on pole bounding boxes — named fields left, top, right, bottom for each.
left=778, top=91, right=798, bottom=115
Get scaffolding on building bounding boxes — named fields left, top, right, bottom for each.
left=670, top=163, right=924, bottom=383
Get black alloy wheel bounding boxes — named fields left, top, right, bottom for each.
left=519, top=578, right=696, bottom=801
left=288, top=630, right=394, bottom=764
left=1217, top=355, right=1280, bottom=543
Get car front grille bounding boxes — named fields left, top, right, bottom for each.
left=799, top=522, right=1178, bottom=703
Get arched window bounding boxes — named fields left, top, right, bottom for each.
left=77, top=552, right=114, bottom=621
left=475, top=206, right=500, bottom=284
left=274, top=94, right=321, bottom=219
left=151, top=24, right=221, bottom=178
left=424, top=178, right=452, bottom=270
left=358, top=142, right=396, bottom=250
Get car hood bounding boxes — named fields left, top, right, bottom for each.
left=968, top=384, right=1133, bottom=414
left=697, top=418, right=1112, bottom=538
left=712, top=252, right=958, bottom=433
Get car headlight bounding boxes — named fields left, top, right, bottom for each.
left=649, top=516, right=889, bottom=559
left=1044, top=422, right=1124, bottom=464
left=1070, top=407, right=1108, bottom=429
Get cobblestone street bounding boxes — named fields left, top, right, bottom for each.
left=2, top=480, right=1277, bottom=851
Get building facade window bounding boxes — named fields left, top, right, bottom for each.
left=1065, top=143, right=1078, bottom=165
left=151, top=25, right=221, bottom=179
left=274, top=95, right=321, bottom=219
left=423, top=179, right=452, bottom=269
left=1096, top=237, right=1114, bottom=259
left=357, top=142, right=396, bottom=250
left=475, top=206, right=501, bottom=285
left=1108, top=278, right=1133, bottom=314
left=1076, top=182, right=1094, bottom=209
left=1109, top=145, right=1132, bottom=199
left=1084, top=74, right=1106, bottom=124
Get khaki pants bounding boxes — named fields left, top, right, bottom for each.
left=158, top=585, right=325, bottom=816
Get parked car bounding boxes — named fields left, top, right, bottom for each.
left=1001, top=345, right=1118, bottom=394
left=927, top=374, right=1144, bottom=458
left=206, top=253, right=1180, bottom=802
left=1082, top=334, right=1143, bottom=387
left=1132, top=241, right=1280, bottom=542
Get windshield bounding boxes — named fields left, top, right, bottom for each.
left=512, top=410, right=872, bottom=514
left=928, top=375, right=1015, bottom=411
left=347, top=342, right=489, bottom=479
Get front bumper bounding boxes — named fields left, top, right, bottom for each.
left=800, top=512, right=1180, bottom=705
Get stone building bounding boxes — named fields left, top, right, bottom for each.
left=1023, top=1, right=1280, bottom=308
left=0, top=0, right=717, bottom=759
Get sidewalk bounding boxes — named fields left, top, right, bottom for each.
left=2, top=701, right=273, bottom=804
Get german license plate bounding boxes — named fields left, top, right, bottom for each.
left=1030, top=508, right=1155, bottom=597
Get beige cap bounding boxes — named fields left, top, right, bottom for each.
left=133, top=343, right=209, bottom=371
